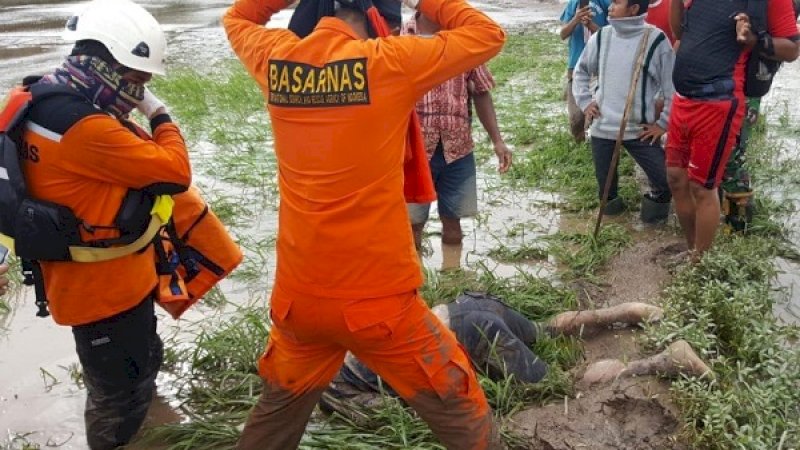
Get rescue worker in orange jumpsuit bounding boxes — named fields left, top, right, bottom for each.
left=223, top=0, right=505, bottom=446
left=18, top=0, right=191, bottom=448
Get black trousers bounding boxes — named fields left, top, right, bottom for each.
left=449, top=293, right=549, bottom=384
left=72, top=296, right=163, bottom=450
left=591, top=136, right=671, bottom=202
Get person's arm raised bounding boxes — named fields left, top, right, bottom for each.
left=223, top=0, right=299, bottom=90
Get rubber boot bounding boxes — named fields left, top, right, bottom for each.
left=640, top=194, right=671, bottom=224
left=602, top=196, right=626, bottom=216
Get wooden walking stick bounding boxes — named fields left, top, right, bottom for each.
left=593, top=28, right=652, bottom=239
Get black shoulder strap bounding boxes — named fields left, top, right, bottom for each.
left=27, top=83, right=102, bottom=136
left=641, top=32, right=667, bottom=123
left=596, top=26, right=603, bottom=61
left=746, top=0, right=768, bottom=33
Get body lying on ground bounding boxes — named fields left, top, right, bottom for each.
left=320, top=292, right=710, bottom=421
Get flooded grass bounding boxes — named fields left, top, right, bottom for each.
left=544, top=224, right=632, bottom=280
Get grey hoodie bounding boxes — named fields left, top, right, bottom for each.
left=573, top=15, right=675, bottom=141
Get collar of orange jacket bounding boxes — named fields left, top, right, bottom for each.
left=315, top=16, right=362, bottom=39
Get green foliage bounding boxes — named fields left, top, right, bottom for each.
left=643, top=237, right=800, bottom=449
left=421, top=264, right=578, bottom=322
left=545, top=224, right=632, bottom=280
left=488, top=243, right=548, bottom=263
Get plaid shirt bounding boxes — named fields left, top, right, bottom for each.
left=404, top=19, right=496, bottom=164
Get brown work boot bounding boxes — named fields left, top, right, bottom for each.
left=549, top=302, right=663, bottom=336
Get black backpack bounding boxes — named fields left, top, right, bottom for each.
left=744, top=0, right=800, bottom=97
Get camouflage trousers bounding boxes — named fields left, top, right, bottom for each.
left=721, top=97, right=761, bottom=194
left=721, top=97, right=760, bottom=230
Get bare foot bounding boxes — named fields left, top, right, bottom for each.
left=581, top=359, right=627, bottom=385
left=549, top=302, right=663, bottom=336
left=664, top=339, right=714, bottom=379
left=620, top=339, right=714, bottom=380
left=582, top=340, right=714, bottom=386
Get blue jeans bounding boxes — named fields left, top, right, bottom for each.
left=408, top=142, right=478, bottom=225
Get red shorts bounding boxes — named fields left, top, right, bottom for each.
left=666, top=94, right=745, bottom=189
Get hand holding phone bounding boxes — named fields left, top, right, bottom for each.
left=579, top=0, right=590, bottom=8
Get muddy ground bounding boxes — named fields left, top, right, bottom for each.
left=1, top=0, right=799, bottom=449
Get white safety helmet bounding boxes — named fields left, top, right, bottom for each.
left=63, top=0, right=167, bottom=75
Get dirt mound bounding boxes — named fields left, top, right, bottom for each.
left=510, top=377, right=685, bottom=450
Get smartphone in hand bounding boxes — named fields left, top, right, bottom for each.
left=579, top=0, right=590, bottom=9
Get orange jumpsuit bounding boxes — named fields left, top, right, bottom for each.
left=224, top=0, right=505, bottom=447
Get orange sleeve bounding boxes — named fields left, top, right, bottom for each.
left=223, top=0, right=299, bottom=89
left=59, top=115, right=192, bottom=190
left=391, top=0, right=506, bottom=99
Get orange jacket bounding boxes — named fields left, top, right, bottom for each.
left=22, top=111, right=191, bottom=326
left=224, top=0, right=505, bottom=298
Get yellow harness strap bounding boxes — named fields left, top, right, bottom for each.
left=3, top=195, right=175, bottom=263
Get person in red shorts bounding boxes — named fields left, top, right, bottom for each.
left=666, top=0, right=799, bottom=260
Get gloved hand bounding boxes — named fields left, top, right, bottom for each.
left=136, top=87, right=167, bottom=119
left=396, top=0, right=419, bottom=10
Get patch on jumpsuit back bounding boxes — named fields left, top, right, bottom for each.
left=267, top=58, right=370, bottom=107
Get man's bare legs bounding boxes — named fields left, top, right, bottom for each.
left=411, top=222, right=425, bottom=252
left=441, top=216, right=463, bottom=245
left=581, top=340, right=714, bottom=385
left=668, top=166, right=723, bottom=262
left=667, top=167, right=696, bottom=252
left=691, top=183, right=721, bottom=255
left=548, top=302, right=664, bottom=336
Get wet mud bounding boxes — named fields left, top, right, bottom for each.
left=512, top=377, right=685, bottom=450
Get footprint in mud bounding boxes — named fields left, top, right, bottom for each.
left=651, top=242, right=690, bottom=269
left=511, top=378, right=686, bottom=450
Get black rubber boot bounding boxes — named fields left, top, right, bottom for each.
left=640, top=194, right=671, bottom=224
left=603, top=196, right=626, bottom=216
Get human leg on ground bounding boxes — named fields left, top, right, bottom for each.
left=581, top=339, right=713, bottom=385
left=680, top=96, right=745, bottom=256
left=721, top=97, right=760, bottom=231
left=454, top=309, right=548, bottom=384
left=625, top=139, right=672, bottom=223
left=690, top=182, right=722, bottom=255
left=548, top=302, right=663, bottom=337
